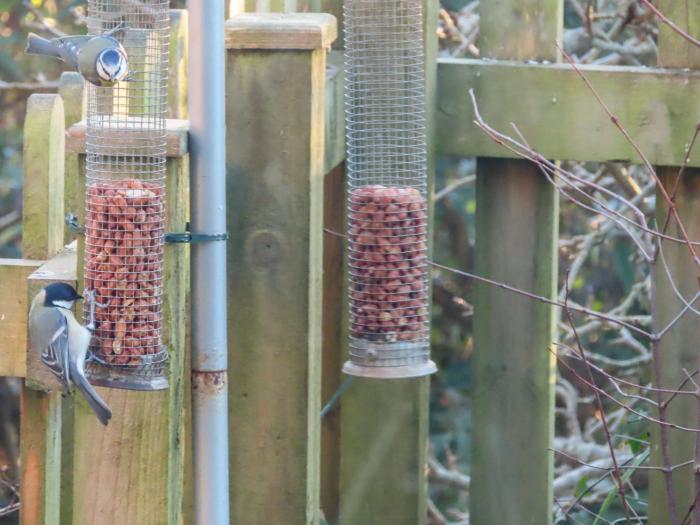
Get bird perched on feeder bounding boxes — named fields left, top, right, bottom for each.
left=29, top=283, right=112, bottom=426
left=25, top=24, right=130, bottom=87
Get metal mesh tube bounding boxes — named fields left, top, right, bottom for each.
left=343, top=0, right=435, bottom=377
left=83, top=0, right=169, bottom=389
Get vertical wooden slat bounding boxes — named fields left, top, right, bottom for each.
left=165, top=12, right=192, bottom=525
left=320, top=164, right=345, bottom=523
left=22, top=95, right=65, bottom=261
left=59, top=72, right=85, bottom=247
left=69, top=15, right=189, bottom=524
left=19, top=391, right=62, bottom=525
left=471, top=2, right=561, bottom=525
left=225, top=14, right=335, bottom=524
left=168, top=10, right=188, bottom=120
left=20, top=94, right=66, bottom=525
left=650, top=3, right=700, bottom=523
left=336, top=1, right=437, bottom=524
left=57, top=71, right=84, bottom=525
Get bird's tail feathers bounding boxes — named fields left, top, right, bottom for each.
left=26, top=33, right=61, bottom=58
left=72, top=368, right=112, bottom=425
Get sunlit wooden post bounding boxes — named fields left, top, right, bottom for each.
left=225, top=13, right=336, bottom=524
left=19, top=93, right=66, bottom=525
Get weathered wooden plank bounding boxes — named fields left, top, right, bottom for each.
left=20, top=93, right=66, bottom=525
left=651, top=172, right=700, bottom=525
left=22, top=95, right=65, bottom=261
left=165, top=153, right=190, bottom=525
left=472, top=160, right=558, bottom=525
left=437, top=59, right=700, bottom=167
left=19, top=389, right=62, bottom=525
left=649, top=3, right=700, bottom=524
left=480, top=0, right=560, bottom=61
left=337, top=1, right=436, bottom=524
left=225, top=13, right=337, bottom=49
left=65, top=118, right=189, bottom=158
left=470, top=2, right=560, bottom=525
left=320, top=164, right=345, bottom=524
left=226, top=14, right=335, bottom=524
left=657, top=1, right=700, bottom=70
left=58, top=67, right=85, bottom=525
left=165, top=11, right=192, bottom=525
left=0, top=260, right=42, bottom=377
left=324, top=50, right=344, bottom=173
left=59, top=72, right=85, bottom=247
left=339, top=379, right=430, bottom=523
left=168, top=10, right=189, bottom=120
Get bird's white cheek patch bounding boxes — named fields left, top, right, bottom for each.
left=53, top=300, right=74, bottom=309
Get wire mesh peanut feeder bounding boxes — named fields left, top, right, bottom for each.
left=343, top=0, right=436, bottom=378
left=83, top=0, right=169, bottom=390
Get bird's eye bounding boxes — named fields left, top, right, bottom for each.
left=100, top=49, right=122, bottom=67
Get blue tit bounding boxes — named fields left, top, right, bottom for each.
left=28, top=283, right=112, bottom=425
left=26, top=27, right=129, bottom=87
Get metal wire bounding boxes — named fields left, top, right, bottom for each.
left=83, top=0, right=169, bottom=384
left=344, top=0, right=432, bottom=373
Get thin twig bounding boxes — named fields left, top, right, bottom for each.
left=563, top=278, right=634, bottom=524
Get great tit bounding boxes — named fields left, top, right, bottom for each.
left=26, top=26, right=130, bottom=87
left=29, top=283, right=112, bottom=425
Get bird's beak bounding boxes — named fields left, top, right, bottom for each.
left=76, top=294, right=84, bottom=300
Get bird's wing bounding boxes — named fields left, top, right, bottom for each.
left=31, top=307, right=70, bottom=391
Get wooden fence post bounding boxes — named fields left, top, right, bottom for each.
left=56, top=71, right=84, bottom=525
left=336, top=1, right=437, bottom=524
left=649, top=3, right=700, bottom=523
left=19, top=93, right=66, bottom=525
left=471, top=2, right=561, bottom=525
left=68, top=13, right=189, bottom=524
left=225, top=13, right=336, bottom=524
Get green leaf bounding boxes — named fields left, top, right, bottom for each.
left=627, top=432, right=649, bottom=455
left=591, top=448, right=649, bottom=525
left=574, top=476, right=589, bottom=498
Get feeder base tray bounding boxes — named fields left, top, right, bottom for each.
left=342, top=359, right=437, bottom=379
left=86, top=362, right=169, bottom=391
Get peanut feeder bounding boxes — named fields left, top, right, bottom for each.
left=83, top=0, right=170, bottom=390
left=343, top=0, right=436, bottom=378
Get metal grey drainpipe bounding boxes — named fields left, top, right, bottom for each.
left=188, top=1, right=230, bottom=524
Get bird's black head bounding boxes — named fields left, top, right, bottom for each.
left=43, top=283, right=82, bottom=309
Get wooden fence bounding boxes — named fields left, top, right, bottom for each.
left=0, top=1, right=699, bottom=524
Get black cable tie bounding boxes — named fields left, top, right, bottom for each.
left=65, top=213, right=227, bottom=244
left=164, top=232, right=229, bottom=243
